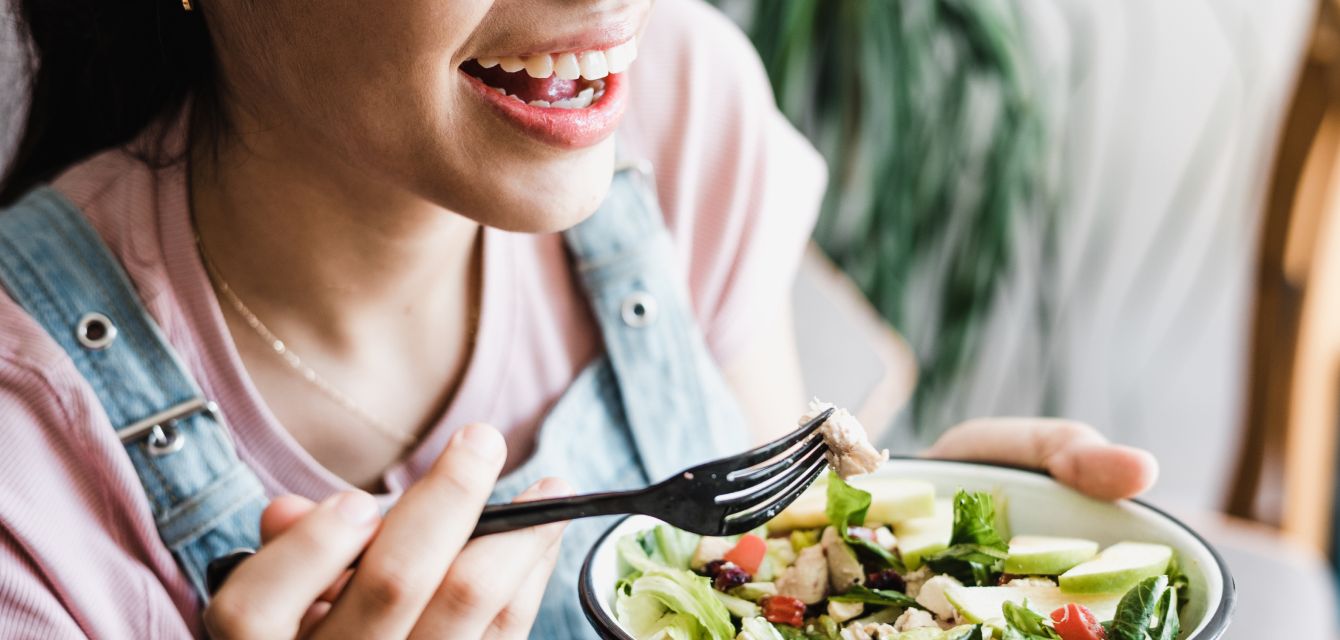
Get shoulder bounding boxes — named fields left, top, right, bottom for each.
left=620, top=0, right=827, bottom=359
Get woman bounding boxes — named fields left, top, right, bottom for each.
left=0, top=0, right=1157, bottom=638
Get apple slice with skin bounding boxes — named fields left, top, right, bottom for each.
left=1004, top=535, right=1100, bottom=575
left=894, top=498, right=953, bottom=570
left=768, top=477, right=935, bottom=531
left=1059, top=542, right=1173, bottom=594
left=945, top=583, right=1125, bottom=625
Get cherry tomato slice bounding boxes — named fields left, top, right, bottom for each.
left=722, top=533, right=767, bottom=575
left=1051, top=603, right=1107, bottom=640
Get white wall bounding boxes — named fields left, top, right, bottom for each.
left=925, top=0, right=1315, bottom=514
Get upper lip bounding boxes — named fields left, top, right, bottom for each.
left=465, top=23, right=640, bottom=60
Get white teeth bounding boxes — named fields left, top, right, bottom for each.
left=491, top=86, right=505, bottom=95
left=604, top=41, right=637, bottom=74
left=578, top=50, right=609, bottom=80
left=524, top=54, right=554, bottom=79
left=528, top=99, right=551, bottom=107
left=474, top=40, right=636, bottom=80
left=554, top=52, right=581, bottom=81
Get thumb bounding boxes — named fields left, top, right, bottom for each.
left=261, top=494, right=319, bottom=543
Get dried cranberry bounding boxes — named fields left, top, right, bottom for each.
left=712, top=565, right=751, bottom=592
left=866, top=569, right=906, bottom=592
left=760, top=595, right=806, bottom=627
left=702, top=559, right=728, bottom=577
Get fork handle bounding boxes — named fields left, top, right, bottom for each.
left=472, top=489, right=647, bottom=537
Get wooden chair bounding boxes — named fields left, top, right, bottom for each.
left=1228, top=0, right=1340, bottom=557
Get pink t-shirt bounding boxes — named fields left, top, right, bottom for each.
left=0, top=0, right=825, bottom=637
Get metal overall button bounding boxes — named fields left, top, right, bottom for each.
left=620, top=291, right=658, bottom=328
left=75, top=312, right=118, bottom=350
left=146, top=422, right=186, bottom=456
left=115, top=398, right=217, bottom=457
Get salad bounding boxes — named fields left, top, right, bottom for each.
left=610, top=472, right=1187, bottom=640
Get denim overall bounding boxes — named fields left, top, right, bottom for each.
left=0, top=163, right=747, bottom=639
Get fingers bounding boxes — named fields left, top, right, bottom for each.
left=409, top=477, right=572, bottom=640
left=1049, top=442, right=1159, bottom=501
left=261, top=495, right=317, bottom=542
left=314, top=423, right=507, bottom=639
left=203, top=491, right=381, bottom=640
left=923, top=418, right=1159, bottom=500
left=483, top=517, right=565, bottom=640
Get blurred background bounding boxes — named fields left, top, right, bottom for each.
left=705, top=0, right=1340, bottom=635
left=2, top=0, right=1338, bottom=635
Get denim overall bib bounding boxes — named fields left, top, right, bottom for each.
left=0, top=162, right=747, bottom=639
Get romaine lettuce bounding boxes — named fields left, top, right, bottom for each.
left=1107, top=575, right=1180, bottom=640
left=924, top=490, right=1009, bottom=585
left=655, top=525, right=702, bottom=571
left=825, top=471, right=901, bottom=568
left=628, top=569, right=736, bottom=640
left=1000, top=600, right=1060, bottom=640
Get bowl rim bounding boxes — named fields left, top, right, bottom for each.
left=578, top=456, right=1237, bottom=640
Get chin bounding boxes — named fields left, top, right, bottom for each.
left=436, top=138, right=617, bottom=234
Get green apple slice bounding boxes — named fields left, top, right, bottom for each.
left=894, top=498, right=953, bottom=570
left=767, top=485, right=829, bottom=530
left=1059, top=542, right=1173, bottom=594
left=1004, top=535, right=1099, bottom=575
left=944, top=584, right=1125, bottom=625
left=855, top=477, right=936, bottom=525
left=768, top=478, right=935, bottom=531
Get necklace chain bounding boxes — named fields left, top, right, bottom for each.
left=194, top=237, right=419, bottom=449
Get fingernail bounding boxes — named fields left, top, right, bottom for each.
left=334, top=491, right=379, bottom=526
left=459, top=423, right=504, bottom=459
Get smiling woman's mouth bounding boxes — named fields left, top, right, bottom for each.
left=459, top=39, right=637, bottom=149
left=461, top=40, right=635, bottom=109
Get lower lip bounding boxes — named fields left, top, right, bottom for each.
left=461, top=70, right=629, bottom=149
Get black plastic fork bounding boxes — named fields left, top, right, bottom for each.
left=205, top=408, right=833, bottom=593
left=472, top=407, right=834, bottom=537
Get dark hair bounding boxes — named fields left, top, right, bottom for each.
left=0, top=0, right=220, bottom=206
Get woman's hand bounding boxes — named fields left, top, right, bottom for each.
left=923, top=418, right=1159, bottom=501
left=204, top=423, right=570, bottom=640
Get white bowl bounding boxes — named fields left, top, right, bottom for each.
left=579, top=457, right=1235, bottom=639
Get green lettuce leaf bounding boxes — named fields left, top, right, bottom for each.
left=924, top=490, right=1008, bottom=585
left=1108, top=575, right=1169, bottom=640
left=643, top=612, right=704, bottom=640
left=620, top=533, right=669, bottom=574
left=1001, top=601, right=1061, bottom=640
left=1153, top=585, right=1181, bottom=640
left=825, top=471, right=902, bottom=568
left=828, top=585, right=921, bottom=610
left=738, top=617, right=786, bottom=640
left=629, top=568, right=735, bottom=640
left=654, top=525, right=701, bottom=571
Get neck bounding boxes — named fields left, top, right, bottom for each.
left=189, top=133, right=482, bottom=354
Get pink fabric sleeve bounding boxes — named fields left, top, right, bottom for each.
left=0, top=340, right=198, bottom=638
left=0, top=528, right=85, bottom=639
left=621, top=0, right=829, bottom=364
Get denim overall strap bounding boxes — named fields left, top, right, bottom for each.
left=561, top=166, right=747, bottom=483
left=0, top=187, right=267, bottom=601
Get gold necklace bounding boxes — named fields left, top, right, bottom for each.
left=194, top=235, right=420, bottom=449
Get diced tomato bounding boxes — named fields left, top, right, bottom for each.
left=722, top=534, right=767, bottom=575
left=760, top=595, right=806, bottom=628
left=1051, top=604, right=1107, bottom=640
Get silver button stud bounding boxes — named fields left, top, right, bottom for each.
left=146, top=422, right=186, bottom=456
left=76, top=313, right=118, bottom=350
left=620, top=292, right=658, bottom=328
